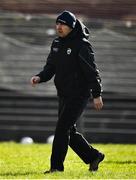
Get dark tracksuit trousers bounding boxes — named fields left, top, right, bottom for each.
left=50, top=96, right=99, bottom=171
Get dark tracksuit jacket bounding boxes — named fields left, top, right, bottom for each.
left=36, top=20, right=102, bottom=170
left=37, top=20, right=102, bottom=99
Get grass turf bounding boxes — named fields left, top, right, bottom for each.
left=0, top=143, right=136, bottom=179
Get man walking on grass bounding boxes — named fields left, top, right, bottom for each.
left=30, top=10, right=105, bottom=173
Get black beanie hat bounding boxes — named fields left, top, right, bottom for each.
left=56, top=10, right=76, bottom=29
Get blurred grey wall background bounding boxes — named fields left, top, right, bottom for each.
left=0, top=0, right=136, bottom=143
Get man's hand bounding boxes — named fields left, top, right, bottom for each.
left=30, top=76, right=40, bottom=87
left=93, top=96, right=103, bottom=110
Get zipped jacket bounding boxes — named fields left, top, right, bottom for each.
left=37, top=20, right=102, bottom=98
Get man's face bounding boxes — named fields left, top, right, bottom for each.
left=56, top=22, right=72, bottom=38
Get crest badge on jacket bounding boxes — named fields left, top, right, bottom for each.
left=67, top=48, right=72, bottom=55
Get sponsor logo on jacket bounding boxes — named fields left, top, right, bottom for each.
left=53, top=47, right=59, bottom=52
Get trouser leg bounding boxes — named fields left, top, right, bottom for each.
left=69, top=125, right=99, bottom=164
left=50, top=97, right=88, bottom=171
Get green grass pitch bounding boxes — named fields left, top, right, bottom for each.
left=0, top=143, right=136, bottom=179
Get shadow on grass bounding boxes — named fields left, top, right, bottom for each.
left=104, top=160, right=136, bottom=164
left=0, top=171, right=40, bottom=177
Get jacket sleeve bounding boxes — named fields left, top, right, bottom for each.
left=78, top=43, right=102, bottom=98
left=36, top=47, right=55, bottom=83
